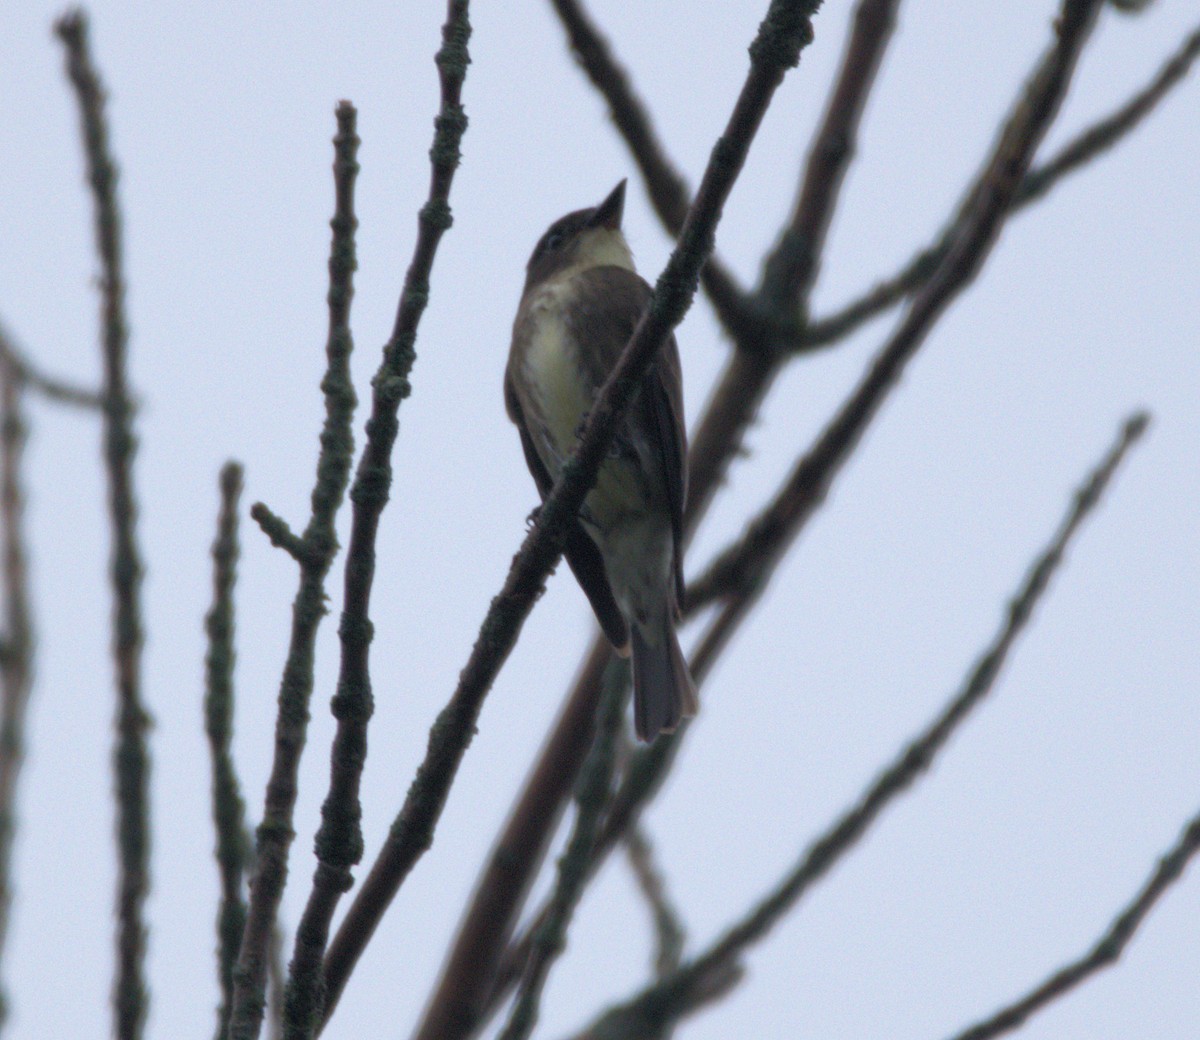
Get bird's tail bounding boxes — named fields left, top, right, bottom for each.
left=630, top=612, right=697, bottom=741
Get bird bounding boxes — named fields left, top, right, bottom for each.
left=504, top=179, right=697, bottom=740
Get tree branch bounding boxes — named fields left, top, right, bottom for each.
left=330, top=6, right=823, bottom=1039
left=570, top=407, right=1148, bottom=1039
left=547, top=0, right=758, bottom=342
left=945, top=808, right=1200, bottom=1040
left=0, top=353, right=32, bottom=1030
left=803, top=20, right=1200, bottom=350
left=54, top=12, right=152, bottom=1038
left=496, top=662, right=627, bottom=1040
left=228, top=101, right=362, bottom=1040
left=205, top=462, right=250, bottom=1040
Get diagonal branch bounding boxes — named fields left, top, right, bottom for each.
left=283, top=4, right=472, bottom=1029
left=803, top=21, right=1200, bottom=350
left=326, top=6, right=824, bottom=1038
left=945, top=808, right=1200, bottom=1040
left=428, top=6, right=903, bottom=1029
left=54, top=12, right=152, bottom=1039
left=548, top=0, right=757, bottom=342
left=687, top=0, right=1108, bottom=619
left=570, top=408, right=1149, bottom=1039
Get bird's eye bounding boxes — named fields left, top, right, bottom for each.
left=545, top=230, right=565, bottom=251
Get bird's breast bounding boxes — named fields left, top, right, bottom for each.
left=520, top=283, right=594, bottom=469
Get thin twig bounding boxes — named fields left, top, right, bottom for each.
left=547, top=0, right=757, bottom=342
left=504, top=0, right=1109, bottom=1004
left=759, top=0, right=900, bottom=317
left=803, top=21, right=1200, bottom=349
left=625, top=826, right=685, bottom=979
left=0, top=321, right=106, bottom=410
left=227, top=102, right=362, bottom=1040
left=333, top=7, right=822, bottom=1039
left=571, top=408, right=1149, bottom=1038
left=250, top=503, right=309, bottom=565
left=273, top=98, right=367, bottom=1040
left=0, top=353, right=33, bottom=1030
left=946, top=808, right=1200, bottom=1040
left=54, top=12, right=152, bottom=1039
left=496, top=660, right=627, bottom=1040
left=205, top=462, right=249, bottom=1040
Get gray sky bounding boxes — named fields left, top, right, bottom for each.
left=0, top=2, right=1197, bottom=1039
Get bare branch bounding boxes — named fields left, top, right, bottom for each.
left=274, top=98, right=369, bottom=1040
left=428, top=5, right=904, bottom=1026
left=228, top=100, right=362, bottom=1040
left=548, top=0, right=757, bottom=342
left=685, top=0, right=901, bottom=544
left=688, top=0, right=1108, bottom=616
left=54, top=11, right=152, bottom=1038
left=625, top=826, right=686, bottom=980
left=204, top=462, right=250, bottom=1040
left=332, top=7, right=823, bottom=1040
left=571, top=408, right=1149, bottom=1038
left=946, top=808, right=1200, bottom=1040
left=804, top=21, right=1200, bottom=350
left=497, top=664, right=627, bottom=1040
left=0, top=354, right=33, bottom=1029
left=0, top=322, right=106, bottom=410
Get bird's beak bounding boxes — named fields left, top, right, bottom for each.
left=588, top=179, right=627, bottom=230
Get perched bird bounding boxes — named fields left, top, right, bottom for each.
left=505, top=180, right=697, bottom=740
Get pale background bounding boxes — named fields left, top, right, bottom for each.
left=0, top=2, right=1197, bottom=1039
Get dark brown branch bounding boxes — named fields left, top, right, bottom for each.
left=503, top=0, right=1108, bottom=1003
left=330, top=7, right=822, bottom=1040
left=759, top=0, right=900, bottom=316
left=0, top=353, right=33, bottom=1029
left=54, top=12, right=152, bottom=1039
left=274, top=98, right=370, bottom=1040
left=425, top=6, right=901, bottom=1030
left=570, top=407, right=1148, bottom=1038
left=625, top=826, right=685, bottom=979
left=205, top=462, right=249, bottom=1040
left=685, top=0, right=900, bottom=542
left=946, top=808, right=1200, bottom=1040
left=228, top=102, right=362, bottom=1040
left=687, top=0, right=1106, bottom=616
left=803, top=21, right=1200, bottom=349
left=0, top=322, right=106, bottom=410
left=548, top=0, right=758, bottom=342
left=496, top=662, right=627, bottom=1040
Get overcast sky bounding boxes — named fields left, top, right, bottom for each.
left=0, top=2, right=1197, bottom=1039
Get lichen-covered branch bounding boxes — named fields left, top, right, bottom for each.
left=227, top=102, right=362, bottom=1040
left=54, top=12, right=151, bottom=1039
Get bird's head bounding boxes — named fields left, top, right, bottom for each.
left=523, top=180, right=633, bottom=290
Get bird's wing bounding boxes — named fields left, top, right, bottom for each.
left=504, top=351, right=630, bottom=651
left=570, top=266, right=689, bottom=606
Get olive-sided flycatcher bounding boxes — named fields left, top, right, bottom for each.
left=505, top=180, right=697, bottom=740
